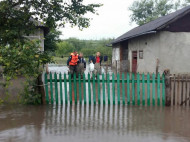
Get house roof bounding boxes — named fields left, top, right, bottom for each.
left=111, top=5, right=190, bottom=44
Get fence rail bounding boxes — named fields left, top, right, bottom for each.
left=44, top=72, right=165, bottom=106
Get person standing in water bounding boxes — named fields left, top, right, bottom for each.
left=91, top=52, right=102, bottom=78
left=67, top=51, right=80, bottom=78
left=77, top=53, right=86, bottom=78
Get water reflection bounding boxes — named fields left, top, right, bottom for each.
left=0, top=105, right=190, bottom=142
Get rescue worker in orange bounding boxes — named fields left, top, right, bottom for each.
left=67, top=51, right=80, bottom=78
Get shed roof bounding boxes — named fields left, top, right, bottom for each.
left=111, top=5, right=190, bottom=44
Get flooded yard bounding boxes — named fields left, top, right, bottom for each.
left=0, top=104, right=190, bottom=142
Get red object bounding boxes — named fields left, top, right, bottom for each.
left=132, top=51, right=137, bottom=73
left=69, top=53, right=78, bottom=65
left=96, top=56, right=100, bottom=63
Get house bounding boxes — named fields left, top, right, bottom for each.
left=0, top=21, right=49, bottom=103
left=25, top=20, right=49, bottom=51
left=111, top=6, right=190, bottom=74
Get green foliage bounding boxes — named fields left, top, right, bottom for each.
left=44, top=29, right=61, bottom=52
left=0, top=98, right=3, bottom=104
left=0, top=0, right=101, bottom=104
left=56, top=41, right=75, bottom=57
left=80, top=48, right=95, bottom=56
left=0, top=0, right=101, bottom=46
left=129, top=0, right=183, bottom=25
left=0, top=40, right=52, bottom=104
left=20, top=79, right=42, bottom=105
left=54, top=38, right=113, bottom=62
left=0, top=40, right=52, bottom=80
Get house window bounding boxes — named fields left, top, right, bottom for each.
left=139, top=50, right=143, bottom=59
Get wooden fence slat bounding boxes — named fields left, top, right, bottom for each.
left=83, top=74, right=86, bottom=104
left=93, top=74, right=96, bottom=105
left=142, top=73, right=145, bottom=106
left=189, top=75, right=190, bottom=106
left=137, top=73, right=140, bottom=106
left=79, top=74, right=82, bottom=105
left=97, top=73, right=101, bottom=104
left=152, top=73, right=155, bottom=106
left=117, top=73, right=120, bottom=105
left=88, top=73, right=91, bottom=105
left=64, top=73, right=68, bottom=104
left=74, top=73, right=77, bottom=104
left=132, top=73, right=135, bottom=105
left=177, top=75, right=180, bottom=105
left=162, top=74, right=165, bottom=106
left=185, top=75, right=188, bottom=106
left=112, top=73, right=115, bottom=105
left=127, top=73, right=130, bottom=105
left=157, top=73, right=160, bottom=106
left=59, top=73, right=63, bottom=104
left=44, top=73, right=49, bottom=104
left=50, top=72, right=53, bottom=104
left=122, top=73, right=125, bottom=105
left=107, top=74, right=110, bottom=105
left=54, top=73, right=58, bottom=104
left=147, top=73, right=150, bottom=106
left=181, top=75, right=184, bottom=106
left=69, top=73, right=72, bottom=104
left=173, top=74, right=176, bottom=105
left=102, top=74, right=106, bottom=105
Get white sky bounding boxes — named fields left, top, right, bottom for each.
left=59, top=0, right=137, bottom=40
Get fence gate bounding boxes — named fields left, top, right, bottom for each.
left=170, top=74, right=190, bottom=106
left=44, top=72, right=165, bottom=106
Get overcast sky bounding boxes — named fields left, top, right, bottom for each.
left=59, top=0, right=137, bottom=40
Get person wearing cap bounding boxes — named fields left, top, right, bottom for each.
left=67, top=51, right=80, bottom=78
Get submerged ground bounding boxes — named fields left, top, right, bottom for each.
left=0, top=104, right=190, bottom=142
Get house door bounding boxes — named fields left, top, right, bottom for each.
left=132, top=51, right=137, bottom=73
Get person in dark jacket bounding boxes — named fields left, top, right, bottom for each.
left=67, top=51, right=80, bottom=78
left=90, top=52, right=103, bottom=77
left=77, top=53, right=86, bottom=77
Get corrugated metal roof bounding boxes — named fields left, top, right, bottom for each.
left=111, top=5, right=190, bottom=44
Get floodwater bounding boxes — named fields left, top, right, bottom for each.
left=0, top=104, right=190, bottom=142
left=48, top=64, right=113, bottom=75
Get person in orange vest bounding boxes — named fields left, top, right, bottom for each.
left=67, top=51, right=80, bottom=78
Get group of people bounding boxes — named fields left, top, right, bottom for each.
left=67, top=51, right=102, bottom=78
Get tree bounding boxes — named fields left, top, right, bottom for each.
left=0, top=0, right=101, bottom=104
left=0, top=0, right=101, bottom=46
left=44, top=29, right=61, bottom=52
left=129, top=0, right=182, bottom=26
left=55, top=41, right=75, bottom=57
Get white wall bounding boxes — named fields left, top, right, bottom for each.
left=26, top=28, right=44, bottom=51
left=112, top=45, right=120, bottom=70
left=128, top=31, right=190, bottom=74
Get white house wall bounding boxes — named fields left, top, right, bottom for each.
left=112, top=45, right=120, bottom=70
left=128, top=31, right=190, bottom=74
left=26, top=28, right=44, bottom=51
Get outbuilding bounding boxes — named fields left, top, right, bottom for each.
left=111, top=6, right=190, bottom=74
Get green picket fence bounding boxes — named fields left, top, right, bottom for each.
left=44, top=72, right=165, bottom=106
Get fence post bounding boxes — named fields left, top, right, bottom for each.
left=165, top=69, right=171, bottom=106
left=44, top=73, right=49, bottom=104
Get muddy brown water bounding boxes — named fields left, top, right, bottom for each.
left=0, top=104, right=190, bottom=142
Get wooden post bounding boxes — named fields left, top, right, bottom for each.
left=38, top=73, right=46, bottom=104
left=164, top=69, right=171, bottom=106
